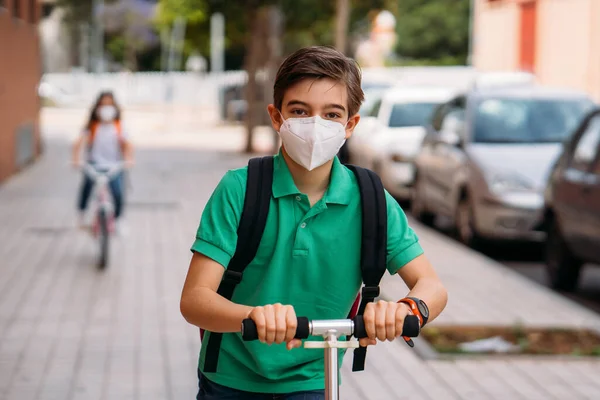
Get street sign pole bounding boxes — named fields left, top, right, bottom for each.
left=210, top=13, right=225, bottom=73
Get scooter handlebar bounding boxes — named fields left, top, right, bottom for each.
left=241, top=315, right=420, bottom=341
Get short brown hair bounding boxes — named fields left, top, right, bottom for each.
left=273, top=46, right=364, bottom=116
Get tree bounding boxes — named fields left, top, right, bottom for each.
left=104, top=1, right=159, bottom=71
left=55, top=0, right=94, bottom=67
left=154, top=0, right=208, bottom=69
left=394, top=0, right=470, bottom=65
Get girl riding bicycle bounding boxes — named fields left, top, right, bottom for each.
left=72, top=91, right=134, bottom=233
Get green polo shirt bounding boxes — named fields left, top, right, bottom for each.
left=191, top=151, right=424, bottom=393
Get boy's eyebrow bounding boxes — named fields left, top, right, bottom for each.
left=324, top=103, right=346, bottom=112
left=286, top=100, right=346, bottom=112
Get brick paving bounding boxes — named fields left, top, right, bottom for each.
left=1, top=108, right=600, bottom=399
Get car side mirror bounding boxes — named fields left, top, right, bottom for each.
left=439, top=129, right=461, bottom=146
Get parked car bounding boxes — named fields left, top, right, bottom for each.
left=347, top=86, right=455, bottom=199
left=339, top=80, right=393, bottom=164
left=411, top=84, right=595, bottom=247
left=542, top=108, right=600, bottom=292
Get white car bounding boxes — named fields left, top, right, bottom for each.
left=348, top=86, right=456, bottom=200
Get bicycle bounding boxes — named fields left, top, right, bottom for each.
left=241, top=314, right=420, bottom=400
left=81, top=162, right=125, bottom=269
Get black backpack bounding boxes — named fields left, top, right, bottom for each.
left=202, top=155, right=389, bottom=374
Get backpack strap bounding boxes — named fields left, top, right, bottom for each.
left=87, top=121, right=125, bottom=153
left=202, top=155, right=274, bottom=373
left=345, top=165, right=388, bottom=372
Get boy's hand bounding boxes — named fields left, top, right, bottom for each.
left=248, top=304, right=302, bottom=350
left=360, top=300, right=412, bottom=347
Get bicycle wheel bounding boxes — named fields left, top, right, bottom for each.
left=98, top=209, right=109, bottom=269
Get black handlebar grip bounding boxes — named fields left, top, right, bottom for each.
left=402, top=315, right=421, bottom=337
left=295, top=317, right=310, bottom=339
left=241, top=319, right=259, bottom=341
left=241, top=317, right=311, bottom=341
left=352, top=315, right=421, bottom=339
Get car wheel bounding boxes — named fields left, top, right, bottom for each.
left=455, top=195, right=482, bottom=248
left=411, top=174, right=435, bottom=226
left=545, top=217, right=582, bottom=292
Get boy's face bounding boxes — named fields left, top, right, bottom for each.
left=267, top=78, right=360, bottom=139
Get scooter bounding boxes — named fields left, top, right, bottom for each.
left=242, top=315, right=420, bottom=400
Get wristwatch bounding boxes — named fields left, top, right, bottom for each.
left=398, top=297, right=429, bottom=327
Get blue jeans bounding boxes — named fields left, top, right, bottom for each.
left=197, top=372, right=325, bottom=400
left=78, top=170, right=124, bottom=219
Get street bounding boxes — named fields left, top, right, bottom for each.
left=1, top=108, right=600, bottom=399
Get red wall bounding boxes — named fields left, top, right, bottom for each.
left=0, top=0, right=42, bottom=183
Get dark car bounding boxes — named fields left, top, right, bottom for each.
left=543, top=108, right=600, bottom=292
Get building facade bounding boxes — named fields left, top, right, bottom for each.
left=473, top=0, right=600, bottom=101
left=0, top=0, right=42, bottom=183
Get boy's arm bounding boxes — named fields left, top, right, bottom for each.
left=396, top=254, right=447, bottom=324
left=181, top=170, right=300, bottom=347
left=360, top=190, right=447, bottom=344
left=180, top=252, right=253, bottom=332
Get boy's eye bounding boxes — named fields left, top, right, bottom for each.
left=291, top=109, right=308, bottom=116
left=326, top=112, right=342, bottom=119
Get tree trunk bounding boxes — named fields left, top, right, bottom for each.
left=335, top=0, right=350, bottom=54
left=125, top=37, right=138, bottom=72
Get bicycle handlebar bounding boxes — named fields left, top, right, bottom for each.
left=82, top=162, right=126, bottom=180
left=241, top=315, right=420, bottom=341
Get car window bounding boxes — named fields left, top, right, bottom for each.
left=369, top=99, right=382, bottom=117
left=570, top=115, right=600, bottom=172
left=388, top=102, right=439, bottom=128
left=359, top=88, right=387, bottom=117
left=473, top=97, right=594, bottom=143
left=441, top=109, right=465, bottom=133
left=439, top=98, right=466, bottom=135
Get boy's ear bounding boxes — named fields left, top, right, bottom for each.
left=344, top=113, right=361, bottom=139
left=267, top=104, right=283, bottom=132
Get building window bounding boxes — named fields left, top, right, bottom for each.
left=29, top=0, right=36, bottom=23
left=12, top=0, right=20, bottom=18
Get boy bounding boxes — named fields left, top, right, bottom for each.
left=181, top=46, right=448, bottom=399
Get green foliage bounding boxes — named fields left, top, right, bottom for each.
left=56, top=0, right=471, bottom=71
left=155, top=0, right=207, bottom=29
left=395, top=0, right=470, bottom=65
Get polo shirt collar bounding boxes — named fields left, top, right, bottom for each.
left=271, top=150, right=352, bottom=206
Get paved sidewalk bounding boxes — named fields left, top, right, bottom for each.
left=1, top=111, right=600, bottom=400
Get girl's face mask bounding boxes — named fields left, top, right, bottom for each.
left=278, top=113, right=347, bottom=171
left=97, top=105, right=117, bottom=122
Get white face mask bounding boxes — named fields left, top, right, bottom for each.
left=278, top=114, right=348, bottom=171
left=97, top=105, right=117, bottom=122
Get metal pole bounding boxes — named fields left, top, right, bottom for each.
left=210, top=13, right=225, bottom=73
left=324, top=333, right=339, bottom=400
left=93, top=0, right=105, bottom=73
left=174, top=17, right=187, bottom=71
left=160, top=28, right=169, bottom=72
left=467, top=0, right=475, bottom=66
left=168, top=16, right=186, bottom=72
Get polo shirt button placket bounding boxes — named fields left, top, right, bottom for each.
left=300, top=222, right=307, bottom=229
left=295, top=195, right=301, bottom=201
